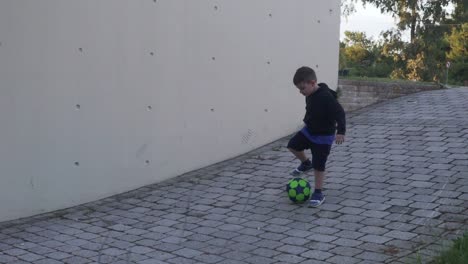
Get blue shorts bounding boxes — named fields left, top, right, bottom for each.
left=287, top=131, right=331, bottom=172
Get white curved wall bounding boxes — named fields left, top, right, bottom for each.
left=0, top=0, right=340, bottom=222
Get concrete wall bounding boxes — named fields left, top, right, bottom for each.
left=0, top=0, right=341, bottom=222
left=338, top=79, right=442, bottom=112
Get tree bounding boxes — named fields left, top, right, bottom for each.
left=446, top=23, right=467, bottom=63
left=447, top=0, right=468, bottom=24
left=341, top=31, right=393, bottom=77
left=380, top=29, right=408, bottom=79
left=340, top=0, right=465, bottom=82
left=446, top=23, right=468, bottom=84
left=360, top=0, right=455, bottom=43
left=342, top=31, right=374, bottom=67
left=341, top=0, right=358, bottom=17
left=339, top=42, right=348, bottom=71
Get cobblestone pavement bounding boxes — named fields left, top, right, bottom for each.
left=1, top=88, right=468, bottom=264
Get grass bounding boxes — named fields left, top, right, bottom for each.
left=430, top=232, right=468, bottom=264
left=407, top=232, right=468, bottom=264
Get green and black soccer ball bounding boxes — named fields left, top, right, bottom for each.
left=286, top=178, right=311, bottom=203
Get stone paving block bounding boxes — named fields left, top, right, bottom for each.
left=338, top=207, right=366, bottom=215
left=300, top=250, right=334, bottom=260
left=3, top=248, right=29, bottom=256
left=255, top=239, right=283, bottom=250
left=231, top=234, right=261, bottom=244
left=145, top=251, right=176, bottom=261
left=261, top=224, right=290, bottom=234
left=258, top=232, right=287, bottom=241
left=17, top=253, right=44, bottom=262
left=280, top=237, right=310, bottom=246
left=329, top=246, right=363, bottom=257
left=363, top=217, right=392, bottom=228
left=337, top=215, right=367, bottom=224
left=386, top=199, right=413, bottom=207
left=459, top=193, right=468, bottom=200
left=218, top=224, right=244, bottom=232
left=245, top=255, right=278, bottom=264
left=0, top=242, right=12, bottom=252
left=332, top=238, right=363, bottom=247
left=384, top=230, right=417, bottom=240
left=194, top=254, right=225, bottom=264
left=327, top=255, right=361, bottom=264
left=438, top=205, right=465, bottom=214
left=412, top=209, right=441, bottom=218
left=26, top=246, right=55, bottom=255
left=227, top=242, right=259, bottom=253
left=276, top=244, right=307, bottom=255
left=309, top=234, right=338, bottom=243
left=210, top=231, right=240, bottom=239
left=167, top=257, right=196, bottom=264
left=173, top=248, right=204, bottom=258
left=34, top=259, right=63, bottom=264
left=219, top=260, right=247, bottom=264
left=359, top=226, right=389, bottom=235
left=153, top=243, right=183, bottom=253
left=386, top=191, right=415, bottom=199
left=221, top=250, right=252, bottom=261
left=335, top=222, right=365, bottom=231
left=355, top=251, right=391, bottom=262
left=309, top=226, right=340, bottom=235
left=274, top=253, right=306, bottom=263
left=47, top=251, right=73, bottom=260
left=361, top=210, right=391, bottom=219
left=74, top=249, right=100, bottom=258
left=139, top=259, right=168, bottom=264
left=317, top=204, right=344, bottom=213
left=62, top=256, right=92, bottom=264
left=359, top=234, right=393, bottom=244
left=251, top=248, right=281, bottom=258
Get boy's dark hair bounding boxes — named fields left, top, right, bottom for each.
left=293, top=66, right=317, bottom=86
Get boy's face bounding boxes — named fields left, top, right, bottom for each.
left=296, top=80, right=316, bottom=97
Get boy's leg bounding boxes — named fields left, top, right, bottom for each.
left=288, top=148, right=308, bottom=163
left=287, top=132, right=314, bottom=175
left=309, top=143, right=331, bottom=207
left=314, top=169, right=325, bottom=190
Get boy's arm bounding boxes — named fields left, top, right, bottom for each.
left=335, top=101, right=346, bottom=135
left=327, top=96, right=346, bottom=137
left=334, top=101, right=346, bottom=144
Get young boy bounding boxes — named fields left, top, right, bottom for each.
left=287, top=66, right=346, bottom=207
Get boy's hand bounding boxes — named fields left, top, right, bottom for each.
left=335, top=134, right=345, bottom=144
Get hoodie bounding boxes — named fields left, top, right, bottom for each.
left=303, top=83, right=346, bottom=136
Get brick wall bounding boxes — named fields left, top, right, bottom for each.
left=338, top=79, right=443, bottom=112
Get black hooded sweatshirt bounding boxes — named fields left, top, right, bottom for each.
left=303, top=83, right=346, bottom=135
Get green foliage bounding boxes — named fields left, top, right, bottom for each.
left=406, top=53, right=425, bottom=81
left=339, top=0, right=466, bottom=84
left=360, top=0, right=454, bottom=43
left=430, top=232, right=468, bottom=264
left=446, top=23, right=468, bottom=63
left=449, top=62, right=468, bottom=85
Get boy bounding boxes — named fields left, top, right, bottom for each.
left=287, top=66, right=346, bottom=207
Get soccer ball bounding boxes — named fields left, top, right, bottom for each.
left=286, top=178, right=311, bottom=203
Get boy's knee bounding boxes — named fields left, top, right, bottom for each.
left=313, top=165, right=326, bottom=172
left=287, top=133, right=307, bottom=151
left=286, top=138, right=296, bottom=150
left=287, top=147, right=299, bottom=154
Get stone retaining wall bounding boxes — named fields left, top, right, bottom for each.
left=338, top=79, right=443, bottom=112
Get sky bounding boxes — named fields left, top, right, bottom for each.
left=339, top=2, right=405, bottom=41
left=340, top=2, right=456, bottom=42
